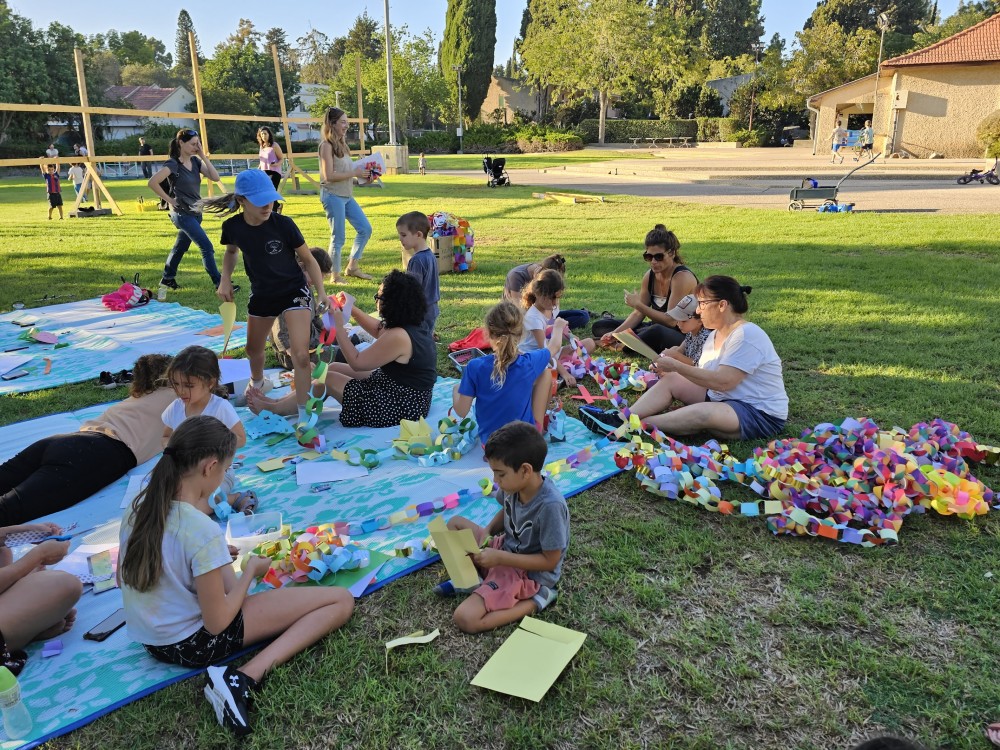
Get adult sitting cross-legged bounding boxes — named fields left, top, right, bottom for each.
left=580, top=275, right=788, bottom=442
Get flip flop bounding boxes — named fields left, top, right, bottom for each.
left=231, top=490, right=259, bottom=515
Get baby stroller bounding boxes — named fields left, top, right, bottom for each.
left=482, top=154, right=510, bottom=188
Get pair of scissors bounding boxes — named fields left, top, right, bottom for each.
left=31, top=526, right=95, bottom=544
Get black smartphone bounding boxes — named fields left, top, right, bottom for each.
left=83, top=608, right=126, bottom=642
left=1, top=369, right=29, bottom=381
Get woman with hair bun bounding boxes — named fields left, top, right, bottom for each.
left=581, top=276, right=788, bottom=441
left=592, top=225, right=698, bottom=353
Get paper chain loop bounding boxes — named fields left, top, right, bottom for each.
left=252, top=524, right=371, bottom=588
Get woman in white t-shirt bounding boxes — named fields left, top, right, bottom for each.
left=580, top=275, right=788, bottom=441
left=119, top=416, right=353, bottom=737
left=161, top=346, right=253, bottom=516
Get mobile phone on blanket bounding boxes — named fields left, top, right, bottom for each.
left=1, top=369, right=29, bottom=381
left=83, top=608, right=126, bottom=642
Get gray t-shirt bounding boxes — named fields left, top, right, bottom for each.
left=500, top=476, right=569, bottom=590
left=165, top=156, right=203, bottom=216
left=503, top=262, right=540, bottom=300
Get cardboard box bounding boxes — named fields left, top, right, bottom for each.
left=430, top=236, right=454, bottom=274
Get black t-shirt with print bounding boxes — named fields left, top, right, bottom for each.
left=220, top=213, right=307, bottom=294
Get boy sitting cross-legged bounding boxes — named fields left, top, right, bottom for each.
left=440, top=421, right=570, bottom=634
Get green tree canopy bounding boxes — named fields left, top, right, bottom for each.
left=701, top=0, right=764, bottom=58
left=174, top=10, right=202, bottom=69
left=440, top=0, right=497, bottom=120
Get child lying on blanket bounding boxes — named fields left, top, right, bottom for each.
left=162, top=346, right=255, bottom=517
left=0, top=524, right=82, bottom=673
left=119, top=416, right=353, bottom=737
left=0, top=354, right=174, bottom=526
left=436, top=421, right=569, bottom=634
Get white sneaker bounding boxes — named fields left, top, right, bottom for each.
left=244, top=377, right=274, bottom=396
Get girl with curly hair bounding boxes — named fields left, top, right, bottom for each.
left=251, top=270, right=437, bottom=428
left=0, top=354, right=175, bottom=525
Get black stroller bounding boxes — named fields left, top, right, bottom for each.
left=482, top=154, right=510, bottom=188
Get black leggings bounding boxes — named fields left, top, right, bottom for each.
left=591, top=318, right=685, bottom=354
left=265, top=169, right=282, bottom=211
left=0, top=432, right=137, bottom=525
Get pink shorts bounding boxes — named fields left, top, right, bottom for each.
left=473, top=534, right=541, bottom=613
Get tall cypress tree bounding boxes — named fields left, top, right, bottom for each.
left=440, top=0, right=497, bottom=120
left=174, top=10, right=202, bottom=69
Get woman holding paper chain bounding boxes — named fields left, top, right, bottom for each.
left=591, top=225, right=698, bottom=354
left=318, top=107, right=373, bottom=282
left=0, top=354, right=175, bottom=526
left=581, top=276, right=788, bottom=441
left=250, top=270, right=437, bottom=429
left=0, top=528, right=82, bottom=670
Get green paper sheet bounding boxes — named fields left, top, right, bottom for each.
left=471, top=617, right=587, bottom=702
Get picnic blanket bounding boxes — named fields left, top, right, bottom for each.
left=0, top=377, right=622, bottom=749
left=0, top=298, right=248, bottom=395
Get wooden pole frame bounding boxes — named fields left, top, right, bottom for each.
left=0, top=46, right=369, bottom=202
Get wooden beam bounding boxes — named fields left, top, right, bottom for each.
left=356, top=57, right=366, bottom=155
left=73, top=48, right=122, bottom=216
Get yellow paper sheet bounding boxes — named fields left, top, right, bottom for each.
left=471, top=617, right=587, bottom=702
left=612, top=329, right=661, bottom=361
left=385, top=628, right=441, bottom=674
left=219, top=301, right=237, bottom=357
left=427, top=516, right=481, bottom=589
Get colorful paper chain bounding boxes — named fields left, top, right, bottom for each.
left=392, top=415, right=480, bottom=466
left=297, top=292, right=352, bottom=449
left=559, top=329, right=999, bottom=547
left=253, top=524, right=371, bottom=588
left=429, top=211, right=474, bottom=272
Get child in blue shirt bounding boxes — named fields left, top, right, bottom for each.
left=396, top=211, right=439, bottom=334
left=453, top=301, right=566, bottom=444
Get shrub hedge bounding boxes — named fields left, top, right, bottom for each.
left=405, top=123, right=582, bottom=154
left=976, top=110, right=1000, bottom=157
left=577, top=118, right=697, bottom=144
left=718, top=118, right=742, bottom=142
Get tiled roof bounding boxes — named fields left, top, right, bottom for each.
left=103, top=85, right=178, bottom=110
left=883, top=12, right=1000, bottom=67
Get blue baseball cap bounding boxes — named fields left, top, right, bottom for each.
left=234, top=169, right=282, bottom=207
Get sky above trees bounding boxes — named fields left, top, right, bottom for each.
left=11, top=0, right=963, bottom=68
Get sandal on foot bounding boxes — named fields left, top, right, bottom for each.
left=345, top=267, right=373, bottom=280
left=231, top=490, right=259, bottom=515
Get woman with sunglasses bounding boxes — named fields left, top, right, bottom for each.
left=249, top=270, right=436, bottom=428
left=581, top=276, right=787, bottom=441
left=148, top=129, right=223, bottom=291
left=592, top=225, right=698, bottom=354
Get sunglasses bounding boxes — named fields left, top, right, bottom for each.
left=180, top=129, right=199, bottom=139
left=643, top=252, right=666, bottom=262
left=373, top=293, right=383, bottom=302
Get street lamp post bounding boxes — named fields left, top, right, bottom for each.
left=748, top=41, right=764, bottom=132
left=452, top=64, right=465, bottom=154
left=383, top=0, right=398, bottom=145
left=872, top=12, right=891, bottom=152
left=334, top=90, right=343, bottom=108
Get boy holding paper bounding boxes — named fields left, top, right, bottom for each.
left=439, top=421, right=570, bottom=634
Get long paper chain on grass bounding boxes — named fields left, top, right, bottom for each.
left=562, top=328, right=999, bottom=547
left=296, top=292, right=354, bottom=449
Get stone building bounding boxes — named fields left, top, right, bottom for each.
left=808, top=12, right=1000, bottom=158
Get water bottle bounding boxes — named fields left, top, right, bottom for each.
left=156, top=284, right=167, bottom=302
left=0, top=666, right=32, bottom=739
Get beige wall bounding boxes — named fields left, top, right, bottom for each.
left=883, top=63, right=1000, bottom=157
left=812, top=76, right=892, bottom=155
left=480, top=76, right=537, bottom=123
left=812, top=63, right=1000, bottom=158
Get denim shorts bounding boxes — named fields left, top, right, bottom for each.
left=709, top=396, right=786, bottom=440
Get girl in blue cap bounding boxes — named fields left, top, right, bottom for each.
left=201, top=170, right=329, bottom=445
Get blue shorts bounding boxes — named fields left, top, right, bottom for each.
left=709, top=396, right=786, bottom=440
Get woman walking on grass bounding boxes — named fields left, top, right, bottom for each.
left=148, top=128, right=222, bottom=292
left=318, top=107, right=373, bottom=283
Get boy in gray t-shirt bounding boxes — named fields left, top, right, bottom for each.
left=439, top=421, right=570, bottom=634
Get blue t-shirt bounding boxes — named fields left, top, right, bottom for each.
left=406, top=248, right=440, bottom=331
left=458, top=349, right=551, bottom=443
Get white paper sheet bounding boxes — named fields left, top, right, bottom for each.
left=218, top=358, right=252, bottom=385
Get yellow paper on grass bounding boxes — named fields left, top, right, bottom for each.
left=612, top=329, right=662, bottom=361
left=427, top=516, right=481, bottom=590
left=471, top=617, right=587, bottom=702
left=385, top=628, right=441, bottom=674
left=219, top=301, right=237, bottom=357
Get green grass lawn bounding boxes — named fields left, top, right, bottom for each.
left=2, top=172, right=1000, bottom=750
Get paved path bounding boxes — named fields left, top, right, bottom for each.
left=450, top=147, right=1000, bottom=214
